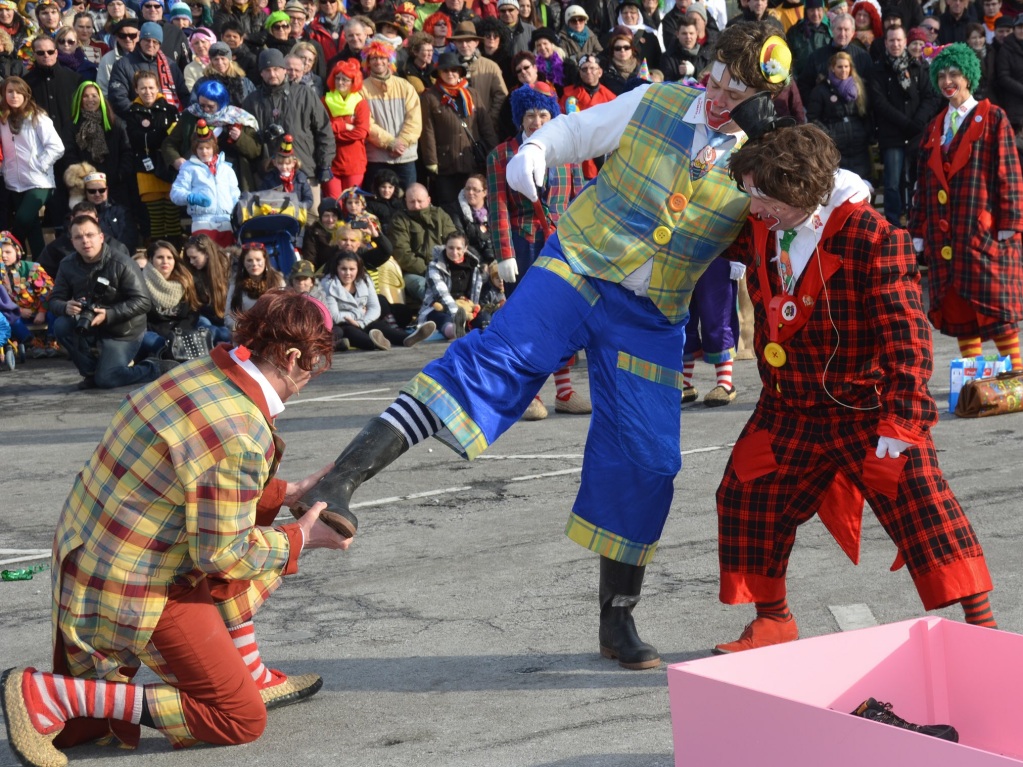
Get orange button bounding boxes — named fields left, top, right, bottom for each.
left=937, top=190, right=948, bottom=205
left=668, top=193, right=688, bottom=212
left=938, top=219, right=949, bottom=233
left=941, top=246, right=953, bottom=260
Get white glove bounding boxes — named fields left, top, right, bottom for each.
left=998, top=230, right=1015, bottom=241
left=728, top=261, right=746, bottom=281
left=506, top=143, right=546, bottom=202
left=876, top=436, right=912, bottom=459
left=912, top=238, right=924, bottom=254
left=497, top=258, right=519, bottom=284
left=680, top=60, right=694, bottom=77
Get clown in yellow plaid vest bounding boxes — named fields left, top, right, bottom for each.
left=297, top=22, right=793, bottom=672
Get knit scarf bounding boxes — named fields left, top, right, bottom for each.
left=324, top=89, right=363, bottom=118
left=204, top=154, right=218, bottom=175
left=143, top=264, right=185, bottom=315
left=76, top=110, right=110, bottom=162
left=155, top=51, right=182, bottom=110
left=828, top=72, right=858, bottom=102
left=536, top=52, right=565, bottom=86
left=886, top=50, right=911, bottom=91
left=438, top=79, right=474, bottom=118
left=565, top=26, right=589, bottom=47
left=185, top=101, right=259, bottom=129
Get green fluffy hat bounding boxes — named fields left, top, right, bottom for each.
left=929, top=42, right=981, bottom=94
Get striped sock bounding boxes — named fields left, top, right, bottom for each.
left=961, top=592, right=997, bottom=628
left=715, top=360, right=734, bottom=389
left=229, top=621, right=273, bottom=686
left=755, top=597, right=792, bottom=622
left=993, top=331, right=1022, bottom=371
left=22, top=669, right=143, bottom=735
left=957, top=337, right=984, bottom=359
left=683, top=360, right=696, bottom=387
left=379, top=394, right=442, bottom=448
left=554, top=366, right=574, bottom=400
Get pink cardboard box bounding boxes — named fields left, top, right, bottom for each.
left=668, top=617, right=1023, bottom=766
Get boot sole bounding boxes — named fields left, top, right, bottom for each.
left=289, top=503, right=358, bottom=538
left=262, top=675, right=323, bottom=711
left=599, top=646, right=661, bottom=670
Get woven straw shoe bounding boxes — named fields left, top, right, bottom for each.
left=1, top=667, right=68, bottom=767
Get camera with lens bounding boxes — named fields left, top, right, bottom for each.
left=75, top=298, right=97, bottom=334
left=74, top=276, right=114, bottom=335
left=263, top=123, right=286, bottom=147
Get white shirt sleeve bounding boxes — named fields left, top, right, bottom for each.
left=521, top=84, right=651, bottom=169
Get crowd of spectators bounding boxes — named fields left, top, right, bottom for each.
left=0, top=0, right=1018, bottom=386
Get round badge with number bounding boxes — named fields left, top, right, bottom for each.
left=764, top=342, right=787, bottom=368
left=780, top=300, right=797, bottom=322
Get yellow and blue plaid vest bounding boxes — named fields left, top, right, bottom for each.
left=556, top=84, right=751, bottom=324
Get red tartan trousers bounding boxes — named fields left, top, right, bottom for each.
left=716, top=406, right=993, bottom=611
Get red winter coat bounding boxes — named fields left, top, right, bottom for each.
left=324, top=61, right=370, bottom=178
left=909, top=99, right=1023, bottom=339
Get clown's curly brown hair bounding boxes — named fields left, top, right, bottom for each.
left=714, top=21, right=788, bottom=96
left=234, top=290, right=333, bottom=375
left=728, top=124, right=840, bottom=212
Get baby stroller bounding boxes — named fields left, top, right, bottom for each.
left=233, top=191, right=311, bottom=277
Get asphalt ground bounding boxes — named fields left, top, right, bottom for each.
left=2, top=318, right=1022, bottom=767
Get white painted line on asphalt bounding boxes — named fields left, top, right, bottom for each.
left=0, top=553, right=51, bottom=567
left=829, top=603, right=878, bottom=631
left=0, top=549, right=51, bottom=555
left=291, top=388, right=392, bottom=404
left=350, top=486, right=473, bottom=510
left=478, top=454, right=585, bottom=460
left=343, top=444, right=736, bottom=509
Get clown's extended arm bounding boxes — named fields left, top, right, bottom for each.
left=507, top=84, right=649, bottom=199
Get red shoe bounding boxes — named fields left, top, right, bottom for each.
left=712, top=616, right=798, bottom=654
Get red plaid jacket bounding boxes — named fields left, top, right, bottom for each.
left=726, top=199, right=938, bottom=444
left=486, top=136, right=584, bottom=262
left=909, top=100, right=1023, bottom=336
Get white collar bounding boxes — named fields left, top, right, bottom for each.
left=684, top=91, right=747, bottom=141
left=230, top=346, right=286, bottom=417
left=802, top=168, right=871, bottom=234
left=948, top=96, right=978, bottom=119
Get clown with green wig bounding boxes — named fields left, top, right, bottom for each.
left=910, top=42, right=1023, bottom=372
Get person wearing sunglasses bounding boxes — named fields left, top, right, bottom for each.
left=96, top=17, right=139, bottom=95
left=304, top=0, right=346, bottom=62
left=54, top=27, right=100, bottom=81
left=137, top=0, right=192, bottom=70
left=599, top=26, right=639, bottom=95
left=107, top=21, right=189, bottom=120
left=23, top=35, right=82, bottom=136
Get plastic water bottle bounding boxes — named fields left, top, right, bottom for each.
left=1, top=563, right=49, bottom=581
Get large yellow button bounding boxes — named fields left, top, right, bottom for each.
left=937, top=190, right=948, bottom=205
left=653, top=226, right=672, bottom=245
left=764, top=342, right=787, bottom=368
left=668, top=193, right=688, bottom=212
left=941, top=246, right=953, bottom=261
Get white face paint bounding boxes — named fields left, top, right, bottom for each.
left=704, top=61, right=754, bottom=131
left=745, top=180, right=812, bottom=231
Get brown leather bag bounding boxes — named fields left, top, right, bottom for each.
left=954, top=371, right=1023, bottom=418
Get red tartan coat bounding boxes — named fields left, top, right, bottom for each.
left=909, top=99, right=1023, bottom=338
left=721, top=198, right=942, bottom=568
left=727, top=199, right=938, bottom=443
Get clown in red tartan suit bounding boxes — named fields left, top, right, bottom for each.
left=909, top=43, right=1023, bottom=369
left=711, top=120, right=994, bottom=655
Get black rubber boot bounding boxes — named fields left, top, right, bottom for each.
left=291, top=418, right=409, bottom=537
left=598, top=556, right=661, bottom=670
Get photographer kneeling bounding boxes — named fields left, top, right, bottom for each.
left=50, top=215, right=164, bottom=390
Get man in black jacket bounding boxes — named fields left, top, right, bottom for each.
left=108, top=22, right=189, bottom=119
left=24, top=36, right=83, bottom=138
left=50, top=215, right=162, bottom=390
left=243, top=48, right=333, bottom=203
left=869, top=24, right=940, bottom=226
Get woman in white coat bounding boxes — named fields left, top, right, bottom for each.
left=0, top=76, right=65, bottom=258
